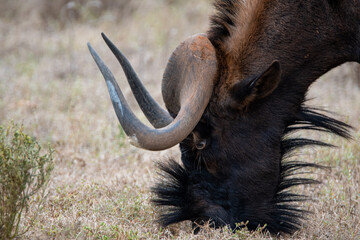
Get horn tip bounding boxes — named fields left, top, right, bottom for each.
left=87, top=43, right=99, bottom=60
left=101, top=32, right=109, bottom=41
left=87, top=42, right=96, bottom=55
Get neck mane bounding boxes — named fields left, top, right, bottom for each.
left=208, top=0, right=358, bottom=98
left=152, top=104, right=352, bottom=233
left=151, top=0, right=356, bottom=234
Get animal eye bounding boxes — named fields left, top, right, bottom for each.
left=195, top=139, right=207, bottom=150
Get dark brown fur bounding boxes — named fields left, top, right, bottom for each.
left=152, top=0, right=360, bottom=234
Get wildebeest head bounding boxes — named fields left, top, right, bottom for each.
left=88, top=0, right=360, bottom=234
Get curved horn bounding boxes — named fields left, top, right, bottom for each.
left=161, top=34, right=218, bottom=116
left=88, top=34, right=217, bottom=151
left=101, top=33, right=172, bottom=128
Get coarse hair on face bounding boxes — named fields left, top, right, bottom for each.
left=152, top=105, right=352, bottom=234
left=89, top=0, right=359, bottom=235
left=151, top=0, right=356, bottom=234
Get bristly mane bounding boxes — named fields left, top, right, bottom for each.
left=208, top=0, right=266, bottom=52
left=151, top=0, right=354, bottom=234
left=151, top=105, right=352, bottom=234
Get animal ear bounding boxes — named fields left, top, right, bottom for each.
left=230, top=60, right=282, bottom=106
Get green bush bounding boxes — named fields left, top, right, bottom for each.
left=0, top=122, right=54, bottom=240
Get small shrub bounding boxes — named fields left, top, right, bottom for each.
left=0, top=122, right=54, bottom=240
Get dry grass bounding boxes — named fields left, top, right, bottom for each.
left=0, top=1, right=359, bottom=239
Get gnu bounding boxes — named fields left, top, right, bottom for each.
left=88, top=0, right=360, bottom=234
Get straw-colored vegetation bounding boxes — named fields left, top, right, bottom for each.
left=0, top=0, right=359, bottom=239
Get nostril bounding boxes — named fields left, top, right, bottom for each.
left=196, top=139, right=207, bottom=150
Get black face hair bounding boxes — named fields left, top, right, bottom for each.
left=149, top=0, right=359, bottom=234
left=151, top=105, right=352, bottom=234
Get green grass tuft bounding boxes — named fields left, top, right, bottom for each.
left=0, top=122, right=54, bottom=240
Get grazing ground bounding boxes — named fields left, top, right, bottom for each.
left=0, top=1, right=359, bottom=239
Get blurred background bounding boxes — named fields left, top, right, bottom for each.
left=0, top=0, right=214, bottom=153
left=1, top=0, right=358, bottom=152
left=0, top=0, right=215, bottom=170
left=0, top=0, right=359, bottom=239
